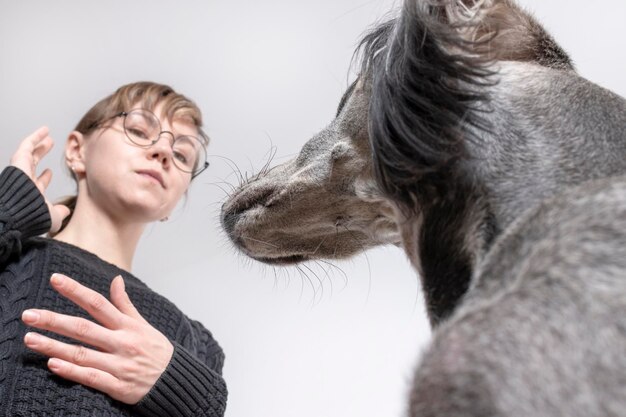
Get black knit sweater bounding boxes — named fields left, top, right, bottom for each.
left=0, top=166, right=227, bottom=417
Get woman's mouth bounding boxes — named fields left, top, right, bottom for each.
left=137, top=170, right=165, bottom=188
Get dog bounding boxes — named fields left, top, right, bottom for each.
left=222, top=0, right=626, bottom=415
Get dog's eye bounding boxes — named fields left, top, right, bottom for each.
left=336, top=80, right=358, bottom=117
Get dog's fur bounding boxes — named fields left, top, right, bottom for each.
left=408, top=175, right=626, bottom=416
left=221, top=0, right=626, bottom=415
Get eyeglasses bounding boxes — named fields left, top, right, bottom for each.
left=108, top=109, right=209, bottom=178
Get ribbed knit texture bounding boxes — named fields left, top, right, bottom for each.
left=0, top=166, right=51, bottom=264
left=0, top=167, right=227, bottom=417
left=134, top=345, right=228, bottom=416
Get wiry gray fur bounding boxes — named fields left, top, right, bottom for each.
left=412, top=176, right=626, bottom=416
left=221, top=0, right=626, bottom=415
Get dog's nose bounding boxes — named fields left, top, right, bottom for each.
left=220, top=207, right=239, bottom=237
left=220, top=186, right=276, bottom=238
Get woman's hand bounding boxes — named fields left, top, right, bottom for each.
left=21, top=273, right=174, bottom=405
left=10, top=126, right=70, bottom=233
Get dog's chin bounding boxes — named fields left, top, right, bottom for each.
left=252, top=254, right=310, bottom=266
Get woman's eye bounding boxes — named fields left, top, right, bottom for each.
left=128, top=127, right=149, bottom=139
left=173, top=151, right=188, bottom=164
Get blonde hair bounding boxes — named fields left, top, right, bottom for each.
left=52, top=81, right=208, bottom=236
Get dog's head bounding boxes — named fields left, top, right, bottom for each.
left=220, top=80, right=400, bottom=265
left=221, top=0, right=573, bottom=272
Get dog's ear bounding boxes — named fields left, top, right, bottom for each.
left=440, top=0, right=572, bottom=69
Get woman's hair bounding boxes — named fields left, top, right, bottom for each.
left=51, top=81, right=208, bottom=236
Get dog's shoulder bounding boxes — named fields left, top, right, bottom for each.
left=410, top=175, right=626, bottom=417
left=467, top=174, right=626, bottom=310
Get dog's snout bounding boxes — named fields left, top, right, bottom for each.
left=220, top=208, right=239, bottom=237
left=220, top=187, right=277, bottom=236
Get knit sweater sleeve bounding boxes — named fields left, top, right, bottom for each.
left=133, top=342, right=228, bottom=417
left=0, top=166, right=51, bottom=266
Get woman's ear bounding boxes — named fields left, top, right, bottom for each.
left=65, top=131, right=86, bottom=175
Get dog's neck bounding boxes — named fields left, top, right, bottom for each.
left=396, top=176, right=497, bottom=327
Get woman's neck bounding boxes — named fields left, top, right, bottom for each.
left=53, top=198, right=146, bottom=271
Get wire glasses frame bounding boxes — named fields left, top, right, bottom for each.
left=102, top=109, right=209, bottom=178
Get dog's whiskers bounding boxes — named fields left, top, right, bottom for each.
left=241, top=236, right=279, bottom=248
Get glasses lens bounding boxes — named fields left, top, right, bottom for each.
left=124, top=110, right=160, bottom=146
left=172, top=136, right=207, bottom=175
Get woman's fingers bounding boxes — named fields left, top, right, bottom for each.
left=11, top=128, right=61, bottom=236
left=37, top=170, right=71, bottom=233
left=25, top=125, right=50, bottom=145
left=42, top=170, right=71, bottom=233
left=10, top=127, right=53, bottom=173
left=16, top=126, right=50, bottom=157
left=24, top=332, right=117, bottom=375
left=30, top=134, right=54, bottom=169
left=36, top=168, right=52, bottom=192
left=45, top=358, right=128, bottom=403
left=109, top=276, right=146, bottom=322
left=22, top=274, right=173, bottom=404
left=49, top=274, right=126, bottom=329
left=49, top=204, right=71, bottom=234
left=21, top=308, right=115, bottom=351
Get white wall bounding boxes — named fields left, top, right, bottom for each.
left=0, top=1, right=624, bottom=416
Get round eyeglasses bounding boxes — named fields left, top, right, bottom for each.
left=112, top=109, right=209, bottom=178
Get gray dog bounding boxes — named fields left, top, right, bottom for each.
left=222, top=0, right=626, bottom=415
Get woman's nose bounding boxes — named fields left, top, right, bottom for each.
left=150, top=133, right=175, bottom=164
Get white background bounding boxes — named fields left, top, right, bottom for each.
left=1, top=1, right=624, bottom=416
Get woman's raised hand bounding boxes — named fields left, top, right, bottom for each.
left=21, top=274, right=174, bottom=405
left=10, top=126, right=70, bottom=233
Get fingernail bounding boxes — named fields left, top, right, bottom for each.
left=50, top=274, right=64, bottom=286
left=24, top=332, right=41, bottom=345
left=115, top=275, right=125, bottom=291
left=48, top=358, right=62, bottom=371
left=22, top=310, right=40, bottom=324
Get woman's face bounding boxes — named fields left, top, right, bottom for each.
left=77, top=103, right=198, bottom=223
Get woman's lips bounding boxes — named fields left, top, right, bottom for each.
left=137, top=170, right=165, bottom=188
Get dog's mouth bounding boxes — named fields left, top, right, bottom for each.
left=252, top=254, right=309, bottom=265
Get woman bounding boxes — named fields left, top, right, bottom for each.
left=0, top=82, right=227, bottom=416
